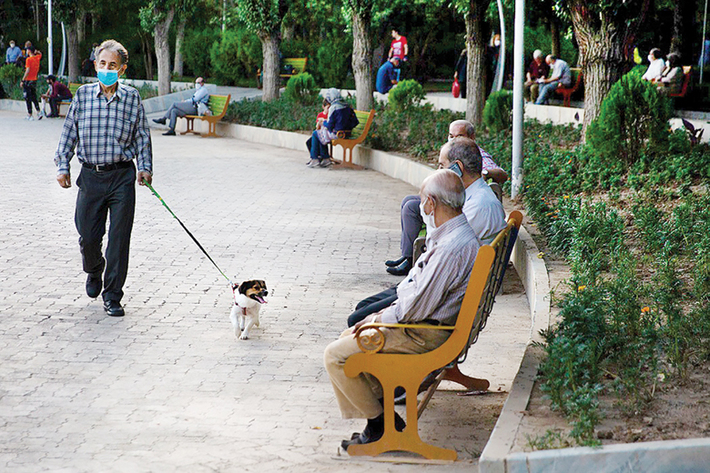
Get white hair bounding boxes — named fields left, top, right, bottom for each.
left=421, top=169, right=465, bottom=212
left=533, top=49, right=543, bottom=59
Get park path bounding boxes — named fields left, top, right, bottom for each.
left=0, top=110, right=529, bottom=472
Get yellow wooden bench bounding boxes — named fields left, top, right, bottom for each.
left=330, top=109, right=375, bottom=167
left=343, top=211, right=523, bottom=461
left=180, top=94, right=231, bottom=138
left=57, top=83, right=81, bottom=117
left=257, top=57, right=308, bottom=88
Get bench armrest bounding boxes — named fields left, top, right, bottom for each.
left=354, top=322, right=454, bottom=354
left=336, top=130, right=347, bottom=139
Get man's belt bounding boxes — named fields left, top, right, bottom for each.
left=82, top=161, right=133, bottom=172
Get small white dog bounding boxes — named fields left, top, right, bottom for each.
left=230, top=280, right=268, bottom=340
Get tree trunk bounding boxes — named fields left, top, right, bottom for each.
left=66, top=20, right=80, bottom=83
left=141, top=33, right=154, bottom=81
left=352, top=10, right=373, bottom=111
left=261, top=34, right=281, bottom=102
left=568, top=0, right=650, bottom=140
left=153, top=7, right=175, bottom=96
left=464, top=1, right=489, bottom=126
left=77, top=12, right=87, bottom=45
left=35, top=0, right=41, bottom=42
left=173, top=18, right=186, bottom=77
left=550, top=20, right=561, bottom=58
left=670, top=0, right=694, bottom=61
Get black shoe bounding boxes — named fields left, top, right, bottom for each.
left=386, top=258, right=412, bottom=276
left=340, top=413, right=405, bottom=451
left=86, top=273, right=102, bottom=298
left=163, top=129, right=176, bottom=136
left=153, top=117, right=167, bottom=125
left=103, top=300, right=125, bottom=317
left=385, top=256, right=407, bottom=267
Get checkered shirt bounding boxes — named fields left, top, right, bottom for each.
left=54, top=82, right=153, bottom=176
left=479, top=146, right=499, bottom=172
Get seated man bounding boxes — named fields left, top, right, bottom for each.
left=385, top=120, right=507, bottom=276
left=642, top=48, right=665, bottom=82
left=325, top=169, right=480, bottom=451
left=524, top=50, right=549, bottom=103
left=375, top=56, right=400, bottom=94
left=535, top=55, right=572, bottom=105
left=40, top=74, right=72, bottom=118
left=153, top=77, right=209, bottom=136
left=351, top=137, right=506, bottom=326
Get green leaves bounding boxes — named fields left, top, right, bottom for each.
left=238, top=0, right=286, bottom=36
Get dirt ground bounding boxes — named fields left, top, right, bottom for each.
left=512, top=211, right=710, bottom=452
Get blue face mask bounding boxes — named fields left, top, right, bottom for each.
left=97, top=69, right=119, bottom=87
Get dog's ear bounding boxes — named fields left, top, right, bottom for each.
left=256, top=280, right=267, bottom=290
left=238, top=280, right=256, bottom=295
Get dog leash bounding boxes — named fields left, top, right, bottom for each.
left=142, top=179, right=231, bottom=283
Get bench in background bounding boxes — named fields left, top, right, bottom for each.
left=257, top=58, right=308, bottom=88
left=180, top=94, right=231, bottom=138
left=57, top=83, right=81, bottom=117
left=555, top=68, right=583, bottom=107
left=330, top=109, right=375, bottom=168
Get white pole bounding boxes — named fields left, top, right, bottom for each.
left=47, top=0, right=53, bottom=75
left=222, top=0, right=226, bottom=33
left=701, top=0, right=708, bottom=84
left=58, top=22, right=67, bottom=78
left=495, top=0, right=506, bottom=92
left=510, top=0, right=525, bottom=199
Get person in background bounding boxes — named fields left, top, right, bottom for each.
left=535, top=55, right=571, bottom=105
left=642, top=48, right=665, bottom=82
left=41, top=75, right=73, bottom=118
left=306, top=88, right=359, bottom=168
left=388, top=27, right=408, bottom=79
left=376, top=56, right=400, bottom=94
left=454, top=49, right=467, bottom=99
left=152, top=77, right=209, bottom=136
left=21, top=46, right=42, bottom=120
left=5, top=40, right=22, bottom=65
left=524, top=50, right=550, bottom=103
left=657, top=53, right=684, bottom=95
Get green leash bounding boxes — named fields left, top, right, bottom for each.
left=143, top=180, right=231, bottom=283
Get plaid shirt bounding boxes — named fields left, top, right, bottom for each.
left=479, top=146, right=499, bottom=172
left=54, top=83, right=152, bottom=176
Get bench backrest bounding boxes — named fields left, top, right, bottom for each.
left=68, top=83, right=81, bottom=95
left=564, top=68, right=583, bottom=91
left=207, top=94, right=231, bottom=119
left=283, top=58, right=307, bottom=74
left=458, top=211, right=522, bottom=363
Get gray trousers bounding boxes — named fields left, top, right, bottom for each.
left=400, top=194, right=423, bottom=259
left=163, top=101, right=197, bottom=130
left=75, top=164, right=136, bottom=303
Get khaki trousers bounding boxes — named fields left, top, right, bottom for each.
left=323, top=326, right=450, bottom=419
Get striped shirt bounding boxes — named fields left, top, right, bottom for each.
left=479, top=146, right=499, bottom=173
left=54, top=82, right=153, bottom=176
left=380, top=213, right=480, bottom=326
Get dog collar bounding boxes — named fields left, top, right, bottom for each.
left=234, top=302, right=247, bottom=315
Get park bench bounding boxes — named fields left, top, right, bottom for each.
left=555, top=68, right=583, bottom=107
left=329, top=109, right=375, bottom=167
left=57, top=82, right=81, bottom=117
left=257, top=58, right=308, bottom=88
left=344, top=211, right=522, bottom=461
left=180, top=94, right=231, bottom=138
left=668, top=66, right=692, bottom=98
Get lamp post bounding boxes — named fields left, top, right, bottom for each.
left=510, top=0, right=524, bottom=198
left=47, top=0, right=54, bottom=75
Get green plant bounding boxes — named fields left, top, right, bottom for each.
left=209, top=27, right=262, bottom=85
left=483, top=89, right=513, bottom=133
left=314, top=40, right=352, bottom=89
left=283, top=72, right=318, bottom=104
left=525, top=430, right=575, bottom=451
left=225, top=96, right=320, bottom=132
left=586, top=71, right=674, bottom=170
left=181, top=26, right=221, bottom=78
left=0, top=64, right=24, bottom=100
left=387, top=79, right=425, bottom=113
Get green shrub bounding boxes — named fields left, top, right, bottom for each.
left=0, top=64, right=24, bottom=100
left=387, top=79, right=425, bottom=113
left=483, top=89, right=513, bottom=133
left=225, top=96, right=320, bottom=132
left=182, top=27, right=221, bottom=78
left=314, top=40, right=352, bottom=89
left=586, top=71, right=674, bottom=169
left=283, top=72, right=318, bottom=104
left=210, top=28, right=262, bottom=85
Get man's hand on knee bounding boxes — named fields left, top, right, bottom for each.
left=57, top=174, right=71, bottom=188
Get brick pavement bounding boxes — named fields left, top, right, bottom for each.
left=0, top=110, right=529, bottom=472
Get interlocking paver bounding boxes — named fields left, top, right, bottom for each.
left=0, top=109, right=529, bottom=472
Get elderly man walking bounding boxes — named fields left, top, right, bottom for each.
left=325, top=169, right=481, bottom=451
left=153, top=77, right=209, bottom=136
left=54, top=39, right=153, bottom=317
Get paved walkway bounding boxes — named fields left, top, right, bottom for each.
left=0, top=111, right=530, bottom=472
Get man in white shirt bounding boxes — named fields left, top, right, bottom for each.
left=153, top=77, right=209, bottom=135
left=642, top=48, right=665, bottom=82
left=325, top=169, right=480, bottom=451
left=535, top=55, right=572, bottom=105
